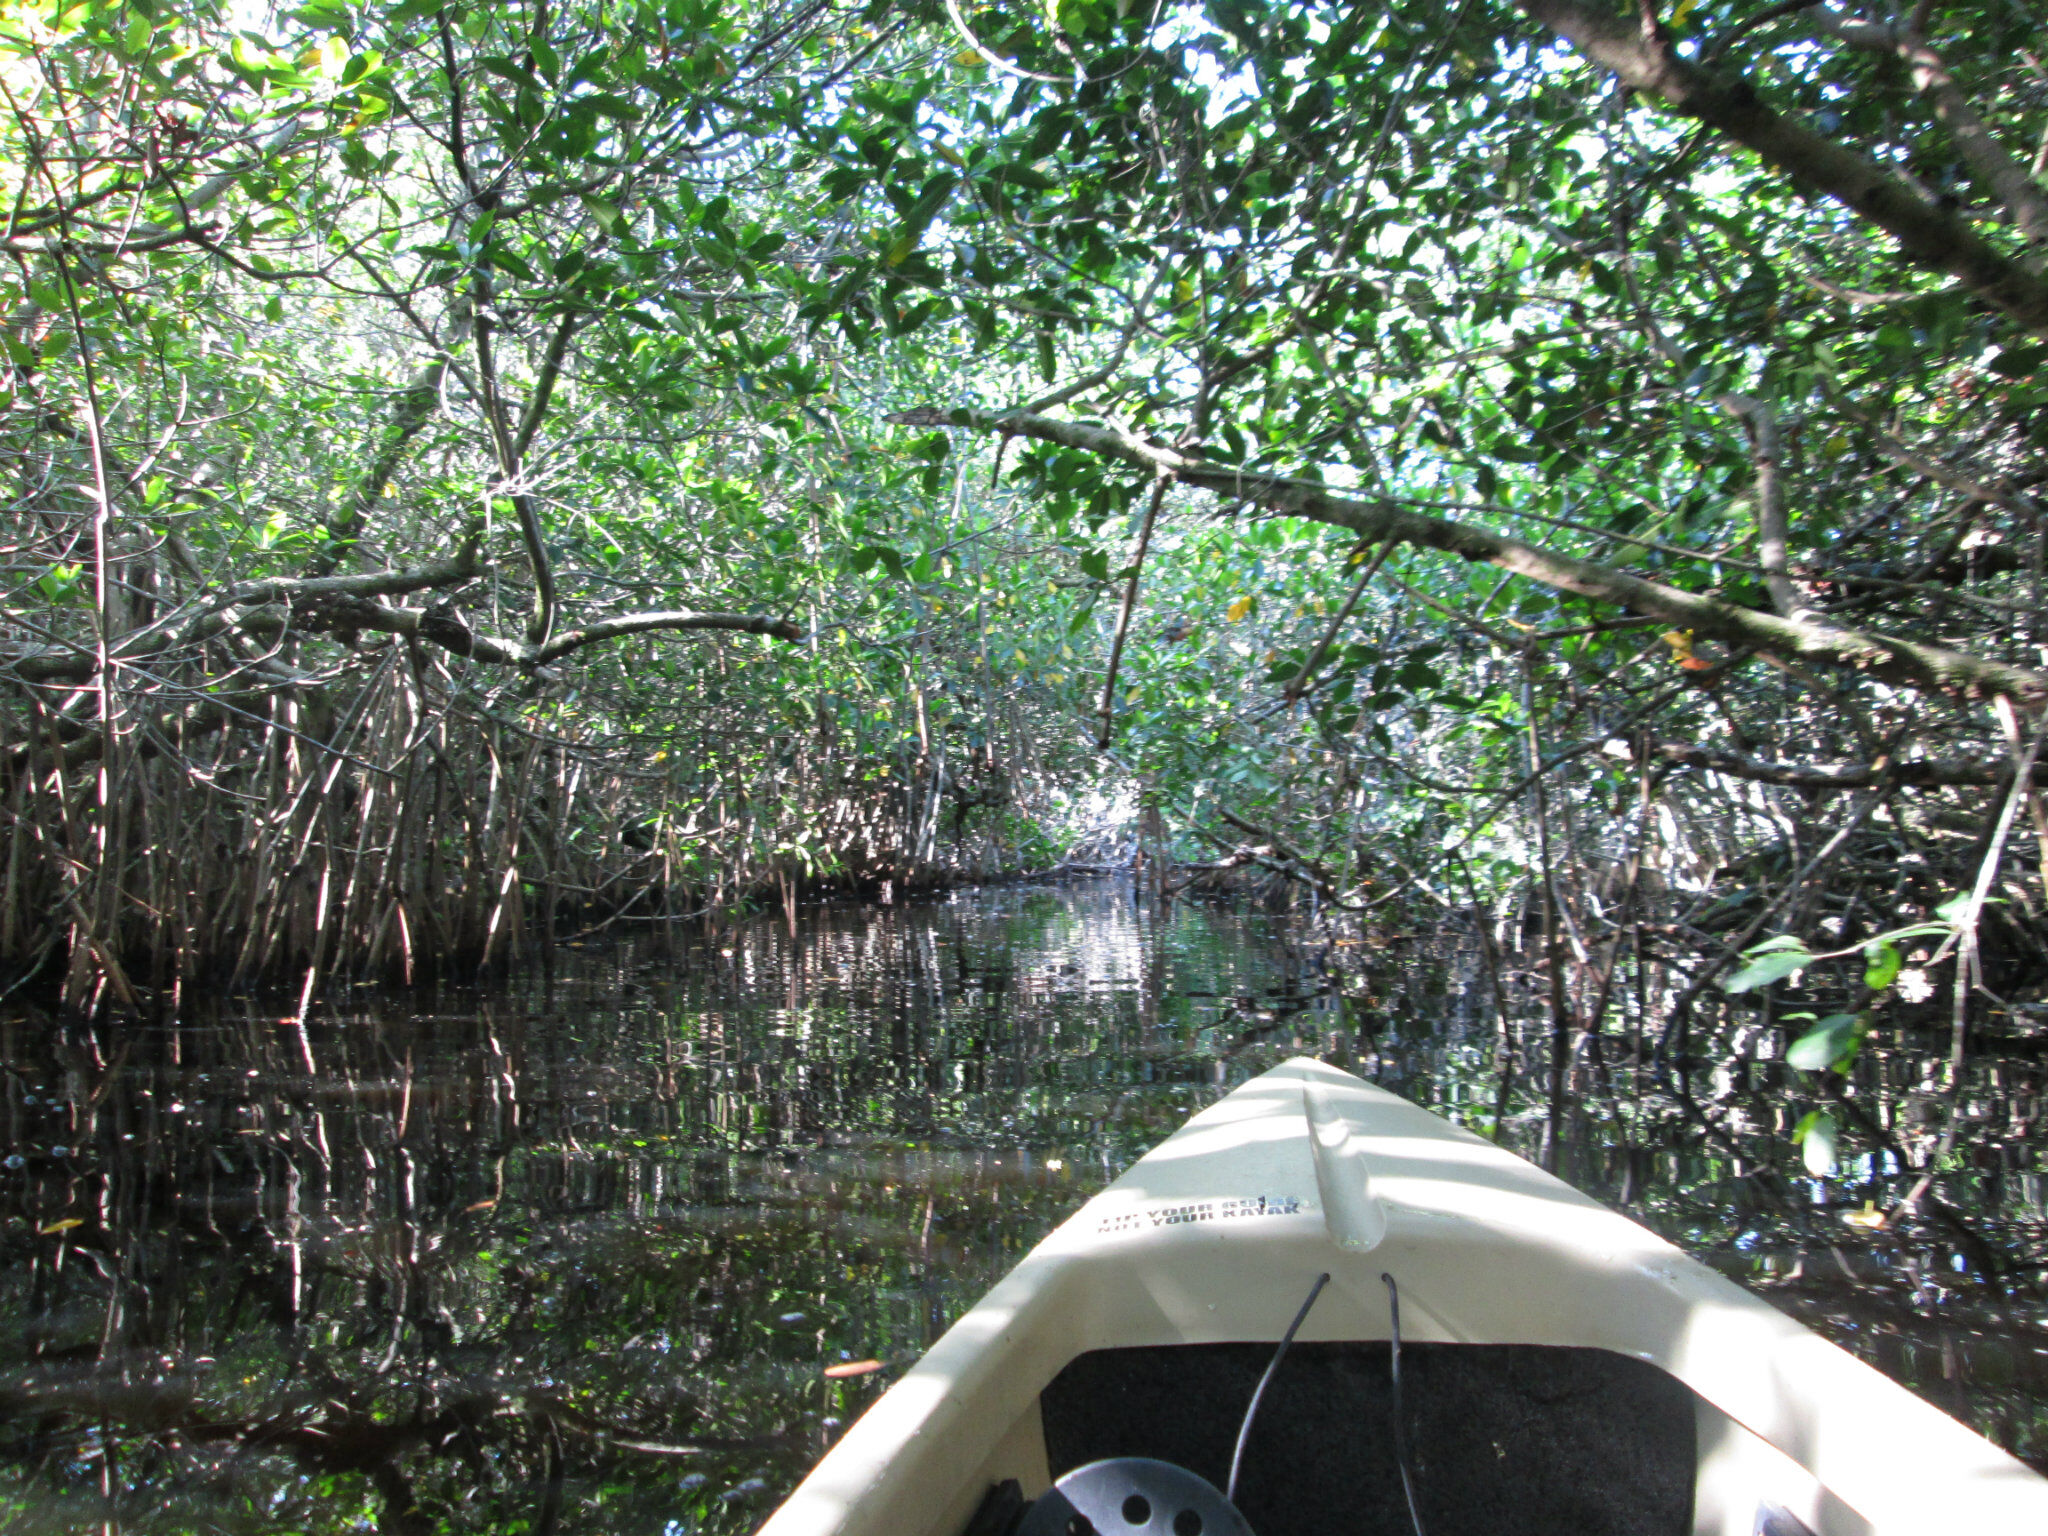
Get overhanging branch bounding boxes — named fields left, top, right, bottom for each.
left=249, top=598, right=803, bottom=666
left=891, top=405, right=2048, bottom=705
left=1638, top=739, right=2019, bottom=788
left=1520, top=0, right=2048, bottom=338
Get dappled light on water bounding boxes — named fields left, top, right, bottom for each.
left=0, top=882, right=2041, bottom=1533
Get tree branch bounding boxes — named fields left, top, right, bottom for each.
left=307, top=361, right=450, bottom=578
left=1636, top=739, right=2021, bottom=788
left=1520, top=0, right=2048, bottom=337
left=249, top=599, right=802, bottom=668
left=1801, top=5, right=2048, bottom=248
left=890, top=405, right=2048, bottom=704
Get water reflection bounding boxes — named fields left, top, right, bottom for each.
left=0, top=881, right=2041, bottom=1534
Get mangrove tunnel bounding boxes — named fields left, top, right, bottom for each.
left=2, top=0, right=2047, bottom=1526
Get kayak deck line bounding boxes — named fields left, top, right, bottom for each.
left=756, top=1057, right=2048, bottom=1536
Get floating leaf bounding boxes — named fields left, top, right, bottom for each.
left=1863, top=940, right=1902, bottom=992
left=39, top=1218, right=83, bottom=1234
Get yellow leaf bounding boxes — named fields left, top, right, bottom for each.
left=1670, top=0, right=1697, bottom=22
left=1226, top=596, right=1253, bottom=622
left=39, top=1218, right=82, bottom=1234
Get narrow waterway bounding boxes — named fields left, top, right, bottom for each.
left=0, top=881, right=2041, bottom=1534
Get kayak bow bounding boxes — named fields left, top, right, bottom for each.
left=757, top=1057, right=2048, bottom=1536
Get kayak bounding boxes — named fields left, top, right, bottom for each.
left=755, top=1057, right=2048, bottom=1536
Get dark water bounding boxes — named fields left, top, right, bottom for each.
left=0, top=881, right=2042, bottom=1534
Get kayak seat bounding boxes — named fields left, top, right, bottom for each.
left=1035, top=1342, right=1697, bottom=1536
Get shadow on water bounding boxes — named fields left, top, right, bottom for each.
left=0, top=880, right=2042, bottom=1533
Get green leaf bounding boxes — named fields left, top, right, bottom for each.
left=988, top=163, right=1056, bottom=190
left=1746, top=934, right=1812, bottom=953
left=1863, top=940, right=1902, bottom=992
left=1934, top=891, right=1975, bottom=926
left=1786, top=1013, right=1865, bottom=1073
left=885, top=172, right=958, bottom=267
left=581, top=93, right=642, bottom=122
left=1794, top=1110, right=1839, bottom=1176
left=480, top=55, right=544, bottom=93
left=1722, top=940, right=1812, bottom=994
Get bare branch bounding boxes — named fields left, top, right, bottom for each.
left=242, top=598, right=802, bottom=667
left=1637, top=739, right=2019, bottom=788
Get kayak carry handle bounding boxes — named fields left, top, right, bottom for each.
left=1302, top=1079, right=1386, bottom=1252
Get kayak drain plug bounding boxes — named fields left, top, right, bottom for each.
left=1013, top=1456, right=1250, bottom=1536
left=1013, top=1272, right=1334, bottom=1536
left=987, top=1272, right=1429, bottom=1536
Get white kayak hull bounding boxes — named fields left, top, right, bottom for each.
left=757, top=1057, right=2048, bottom=1536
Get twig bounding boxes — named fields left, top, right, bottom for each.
left=1285, top=539, right=1395, bottom=702
left=1891, top=708, right=2048, bottom=1221
left=1095, top=476, right=1169, bottom=748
